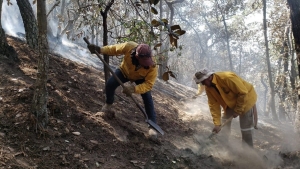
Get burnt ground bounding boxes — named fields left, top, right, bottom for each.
left=0, top=36, right=300, bottom=169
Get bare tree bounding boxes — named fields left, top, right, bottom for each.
left=286, top=0, right=300, bottom=134
left=32, top=0, right=49, bottom=130
left=16, top=0, right=38, bottom=49
left=99, top=0, right=114, bottom=83
left=215, top=0, right=233, bottom=71
left=263, top=0, right=278, bottom=121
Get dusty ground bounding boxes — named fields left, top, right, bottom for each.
left=0, top=36, right=300, bottom=169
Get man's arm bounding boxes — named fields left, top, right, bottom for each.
left=100, top=42, right=138, bottom=56
left=206, top=89, right=222, bottom=126
left=225, top=77, right=248, bottom=114
left=135, top=66, right=158, bottom=94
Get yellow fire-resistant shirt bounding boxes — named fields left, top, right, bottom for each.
left=205, top=72, right=257, bottom=126
left=100, top=41, right=158, bottom=94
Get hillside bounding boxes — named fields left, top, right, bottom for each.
left=0, top=36, right=300, bottom=169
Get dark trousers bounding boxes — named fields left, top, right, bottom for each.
left=105, top=69, right=156, bottom=123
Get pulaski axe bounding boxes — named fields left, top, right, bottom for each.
left=83, top=37, right=164, bottom=135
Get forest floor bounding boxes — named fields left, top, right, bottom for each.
left=0, top=36, right=300, bottom=169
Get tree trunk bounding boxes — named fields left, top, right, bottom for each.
left=16, top=0, right=38, bottom=49
left=32, top=0, right=49, bottom=129
left=100, top=0, right=114, bottom=83
left=287, top=0, right=300, bottom=134
left=0, top=0, right=18, bottom=61
left=290, top=28, right=297, bottom=108
left=261, top=74, right=268, bottom=116
left=263, top=0, right=278, bottom=121
left=158, top=1, right=169, bottom=79
left=221, top=10, right=233, bottom=71
left=158, top=0, right=163, bottom=79
left=276, top=26, right=290, bottom=121
left=176, top=9, right=206, bottom=70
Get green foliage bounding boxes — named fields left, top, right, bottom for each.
left=118, top=19, right=156, bottom=44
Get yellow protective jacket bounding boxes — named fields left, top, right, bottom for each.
left=205, top=72, right=257, bottom=125
left=100, top=41, right=158, bottom=94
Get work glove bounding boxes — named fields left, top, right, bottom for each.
left=212, top=125, right=221, bottom=133
left=87, top=44, right=101, bottom=54
left=122, top=83, right=135, bottom=97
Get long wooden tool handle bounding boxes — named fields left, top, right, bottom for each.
left=220, top=116, right=234, bottom=128
left=83, top=38, right=126, bottom=87
left=208, top=116, right=233, bottom=139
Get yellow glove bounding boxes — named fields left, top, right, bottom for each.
left=122, top=83, right=135, bottom=97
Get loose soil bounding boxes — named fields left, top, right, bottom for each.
left=0, top=36, right=300, bottom=169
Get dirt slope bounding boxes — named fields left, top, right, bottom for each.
left=0, top=36, right=300, bottom=169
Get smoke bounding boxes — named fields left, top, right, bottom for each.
left=1, top=0, right=104, bottom=70
left=1, top=0, right=24, bottom=37
left=178, top=90, right=300, bottom=168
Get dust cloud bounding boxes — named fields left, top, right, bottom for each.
left=176, top=92, right=299, bottom=168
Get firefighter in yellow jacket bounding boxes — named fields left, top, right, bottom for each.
left=193, top=69, right=257, bottom=147
left=87, top=41, right=158, bottom=137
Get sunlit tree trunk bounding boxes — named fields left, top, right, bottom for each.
left=32, top=0, right=49, bottom=130
left=219, top=7, right=233, bottom=71
left=261, top=74, right=268, bottom=115
left=158, top=0, right=164, bottom=79
left=276, top=26, right=290, bottom=121
left=281, top=26, right=289, bottom=121
left=287, top=0, right=300, bottom=134
left=16, top=0, right=38, bottom=49
left=289, top=26, right=297, bottom=108
left=214, top=0, right=233, bottom=71
left=158, top=1, right=169, bottom=79
left=263, top=0, right=278, bottom=121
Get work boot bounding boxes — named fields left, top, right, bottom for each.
left=101, top=103, right=112, bottom=112
left=148, top=128, right=158, bottom=140
left=95, top=104, right=115, bottom=119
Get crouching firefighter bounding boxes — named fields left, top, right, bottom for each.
left=193, top=69, right=257, bottom=147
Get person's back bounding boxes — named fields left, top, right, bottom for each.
left=194, top=69, right=257, bottom=147
left=205, top=71, right=257, bottom=115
